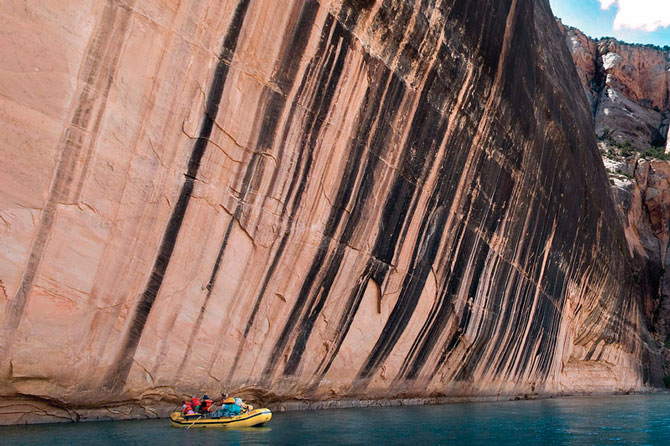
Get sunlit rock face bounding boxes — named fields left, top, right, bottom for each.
left=561, top=24, right=670, bottom=375
left=598, top=156, right=670, bottom=377
left=561, top=24, right=670, bottom=150
left=0, top=0, right=659, bottom=424
left=622, top=160, right=670, bottom=352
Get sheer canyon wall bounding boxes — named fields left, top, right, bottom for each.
left=561, top=25, right=670, bottom=376
left=0, top=0, right=660, bottom=424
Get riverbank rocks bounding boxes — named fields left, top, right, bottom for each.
left=0, top=0, right=661, bottom=424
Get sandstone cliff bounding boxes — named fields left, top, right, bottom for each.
left=561, top=24, right=670, bottom=377
left=0, top=0, right=658, bottom=424
left=562, top=24, right=670, bottom=151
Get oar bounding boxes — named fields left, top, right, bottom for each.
left=186, top=415, right=202, bottom=429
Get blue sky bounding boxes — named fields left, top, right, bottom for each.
left=550, top=0, right=670, bottom=47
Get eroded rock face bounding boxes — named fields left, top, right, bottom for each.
left=561, top=24, right=670, bottom=374
left=561, top=24, right=670, bottom=150
left=0, top=0, right=658, bottom=424
left=603, top=156, right=670, bottom=375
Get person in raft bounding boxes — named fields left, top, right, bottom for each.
left=207, top=396, right=250, bottom=417
left=182, top=401, right=196, bottom=416
left=190, top=396, right=201, bottom=413
left=199, top=395, right=213, bottom=414
left=235, top=397, right=253, bottom=413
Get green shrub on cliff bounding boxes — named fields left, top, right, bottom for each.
left=644, top=146, right=670, bottom=161
left=606, top=140, right=634, bottom=158
left=618, top=142, right=634, bottom=158
left=664, top=375, right=670, bottom=388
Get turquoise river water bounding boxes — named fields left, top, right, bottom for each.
left=1, top=394, right=669, bottom=445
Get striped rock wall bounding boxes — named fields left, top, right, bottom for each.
left=0, top=0, right=659, bottom=423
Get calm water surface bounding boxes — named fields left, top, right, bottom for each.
left=2, top=394, right=669, bottom=445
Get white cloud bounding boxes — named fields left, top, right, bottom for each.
left=599, top=0, right=670, bottom=32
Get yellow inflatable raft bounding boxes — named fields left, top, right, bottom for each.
left=169, top=408, right=272, bottom=429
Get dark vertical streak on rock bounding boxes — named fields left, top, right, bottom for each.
left=234, top=3, right=325, bottom=344
left=392, top=136, right=490, bottom=381
left=223, top=23, right=338, bottom=377
left=394, top=5, right=521, bottom=376
left=394, top=0, right=436, bottom=80
left=233, top=15, right=340, bottom=352
left=0, top=1, right=134, bottom=356
left=175, top=0, right=320, bottom=378
left=450, top=242, right=492, bottom=381
left=103, top=0, right=252, bottom=389
left=278, top=49, right=456, bottom=382
left=448, top=175, right=516, bottom=382
left=351, top=39, right=489, bottom=381
left=398, top=219, right=466, bottom=378
left=226, top=13, right=340, bottom=380
left=261, top=20, right=351, bottom=378
left=310, top=264, right=373, bottom=384
left=306, top=73, right=410, bottom=383
left=281, top=69, right=408, bottom=376
left=357, top=199, right=449, bottom=380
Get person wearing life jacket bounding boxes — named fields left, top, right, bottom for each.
left=199, top=395, right=213, bottom=414
left=183, top=401, right=195, bottom=416
left=191, top=396, right=201, bottom=413
left=234, top=397, right=251, bottom=414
